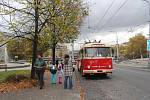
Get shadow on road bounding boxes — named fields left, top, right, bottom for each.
left=82, top=74, right=112, bottom=80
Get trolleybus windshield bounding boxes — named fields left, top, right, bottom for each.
left=85, top=47, right=111, bottom=57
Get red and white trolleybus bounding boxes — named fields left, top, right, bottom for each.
left=77, top=42, right=113, bottom=76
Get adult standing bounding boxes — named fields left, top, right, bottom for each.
left=34, top=53, right=46, bottom=89
left=63, top=54, right=74, bottom=89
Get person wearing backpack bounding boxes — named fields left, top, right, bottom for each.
left=50, top=62, right=57, bottom=84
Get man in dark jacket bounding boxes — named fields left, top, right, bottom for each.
left=34, top=53, right=46, bottom=89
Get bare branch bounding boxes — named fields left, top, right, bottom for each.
left=0, top=2, right=34, bottom=16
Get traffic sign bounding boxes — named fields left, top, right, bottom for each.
left=147, top=40, right=150, bottom=51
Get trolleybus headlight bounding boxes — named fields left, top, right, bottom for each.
left=109, top=65, right=111, bottom=68
left=88, top=66, right=91, bottom=69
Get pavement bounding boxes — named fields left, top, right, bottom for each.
left=0, top=71, right=81, bottom=100
left=114, top=58, right=150, bottom=71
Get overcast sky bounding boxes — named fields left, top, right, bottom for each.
left=74, top=0, right=150, bottom=49
left=1, top=0, right=150, bottom=50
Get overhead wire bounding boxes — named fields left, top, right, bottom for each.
left=98, top=0, right=128, bottom=32
left=93, top=0, right=116, bottom=31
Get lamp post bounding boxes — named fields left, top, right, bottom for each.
left=142, top=0, right=150, bottom=68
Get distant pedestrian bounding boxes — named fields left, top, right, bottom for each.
left=50, top=62, right=57, bottom=84
left=63, top=54, right=74, bottom=89
left=34, top=53, right=46, bottom=89
left=57, top=61, right=63, bottom=84
left=56, top=59, right=59, bottom=67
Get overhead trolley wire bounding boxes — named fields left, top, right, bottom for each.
left=94, top=0, right=116, bottom=30
left=98, top=0, right=128, bottom=31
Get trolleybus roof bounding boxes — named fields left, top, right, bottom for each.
left=82, top=42, right=111, bottom=48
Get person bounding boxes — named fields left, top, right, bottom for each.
left=57, top=61, right=63, bottom=84
left=34, top=53, right=46, bottom=89
left=63, top=54, right=74, bottom=89
left=50, top=62, right=57, bottom=84
left=56, top=59, right=59, bottom=68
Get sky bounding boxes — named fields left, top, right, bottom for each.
left=0, top=0, right=150, bottom=51
left=73, top=0, right=150, bottom=50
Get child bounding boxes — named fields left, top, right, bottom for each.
left=50, top=62, right=57, bottom=84
left=57, top=61, right=63, bottom=84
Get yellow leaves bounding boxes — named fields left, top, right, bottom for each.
left=0, top=79, right=37, bottom=93
left=120, top=34, right=147, bottom=59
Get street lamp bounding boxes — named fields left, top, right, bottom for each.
left=142, top=0, right=150, bottom=68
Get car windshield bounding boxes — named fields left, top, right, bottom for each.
left=85, top=47, right=111, bottom=57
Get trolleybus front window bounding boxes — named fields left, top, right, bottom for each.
left=85, top=48, right=94, bottom=57
left=97, top=48, right=111, bottom=57
left=85, top=47, right=111, bottom=57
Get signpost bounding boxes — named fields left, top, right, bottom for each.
left=147, top=40, right=150, bottom=51
left=147, top=39, right=150, bottom=68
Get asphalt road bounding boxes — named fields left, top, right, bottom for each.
left=79, top=64, right=150, bottom=100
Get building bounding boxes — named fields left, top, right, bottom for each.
left=56, top=44, right=69, bottom=58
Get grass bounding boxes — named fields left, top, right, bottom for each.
left=0, top=70, right=31, bottom=82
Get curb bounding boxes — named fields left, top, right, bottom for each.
left=74, top=70, right=85, bottom=100
left=0, top=65, right=31, bottom=69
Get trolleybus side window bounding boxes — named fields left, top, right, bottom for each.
left=79, top=49, right=84, bottom=58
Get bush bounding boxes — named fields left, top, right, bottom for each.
left=5, top=74, right=29, bottom=83
left=0, top=70, right=30, bottom=83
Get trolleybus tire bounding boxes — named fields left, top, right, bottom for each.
left=78, top=68, right=80, bottom=72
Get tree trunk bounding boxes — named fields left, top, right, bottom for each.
left=31, top=37, right=38, bottom=78
left=31, top=0, right=39, bottom=79
left=52, top=43, right=56, bottom=65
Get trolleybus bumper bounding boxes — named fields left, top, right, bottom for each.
left=83, top=69, right=113, bottom=74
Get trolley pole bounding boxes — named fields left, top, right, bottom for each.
left=142, top=0, right=150, bottom=68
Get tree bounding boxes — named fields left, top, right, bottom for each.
left=7, top=38, right=32, bottom=60
left=0, top=0, right=87, bottom=78
left=124, top=34, right=147, bottom=59
left=43, top=0, right=88, bottom=64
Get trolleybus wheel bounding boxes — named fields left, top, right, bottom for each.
left=78, top=68, right=80, bottom=72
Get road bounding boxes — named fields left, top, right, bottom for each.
left=78, top=64, right=150, bottom=100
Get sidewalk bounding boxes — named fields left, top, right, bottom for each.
left=114, top=59, right=150, bottom=72
left=0, top=71, right=81, bottom=100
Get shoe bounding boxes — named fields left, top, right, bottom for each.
left=59, top=82, right=62, bottom=84
left=39, top=86, right=43, bottom=89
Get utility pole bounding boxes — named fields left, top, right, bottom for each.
left=116, top=32, right=119, bottom=62
left=71, top=40, right=75, bottom=62
left=109, top=31, right=119, bottom=62
left=142, top=0, right=150, bottom=68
